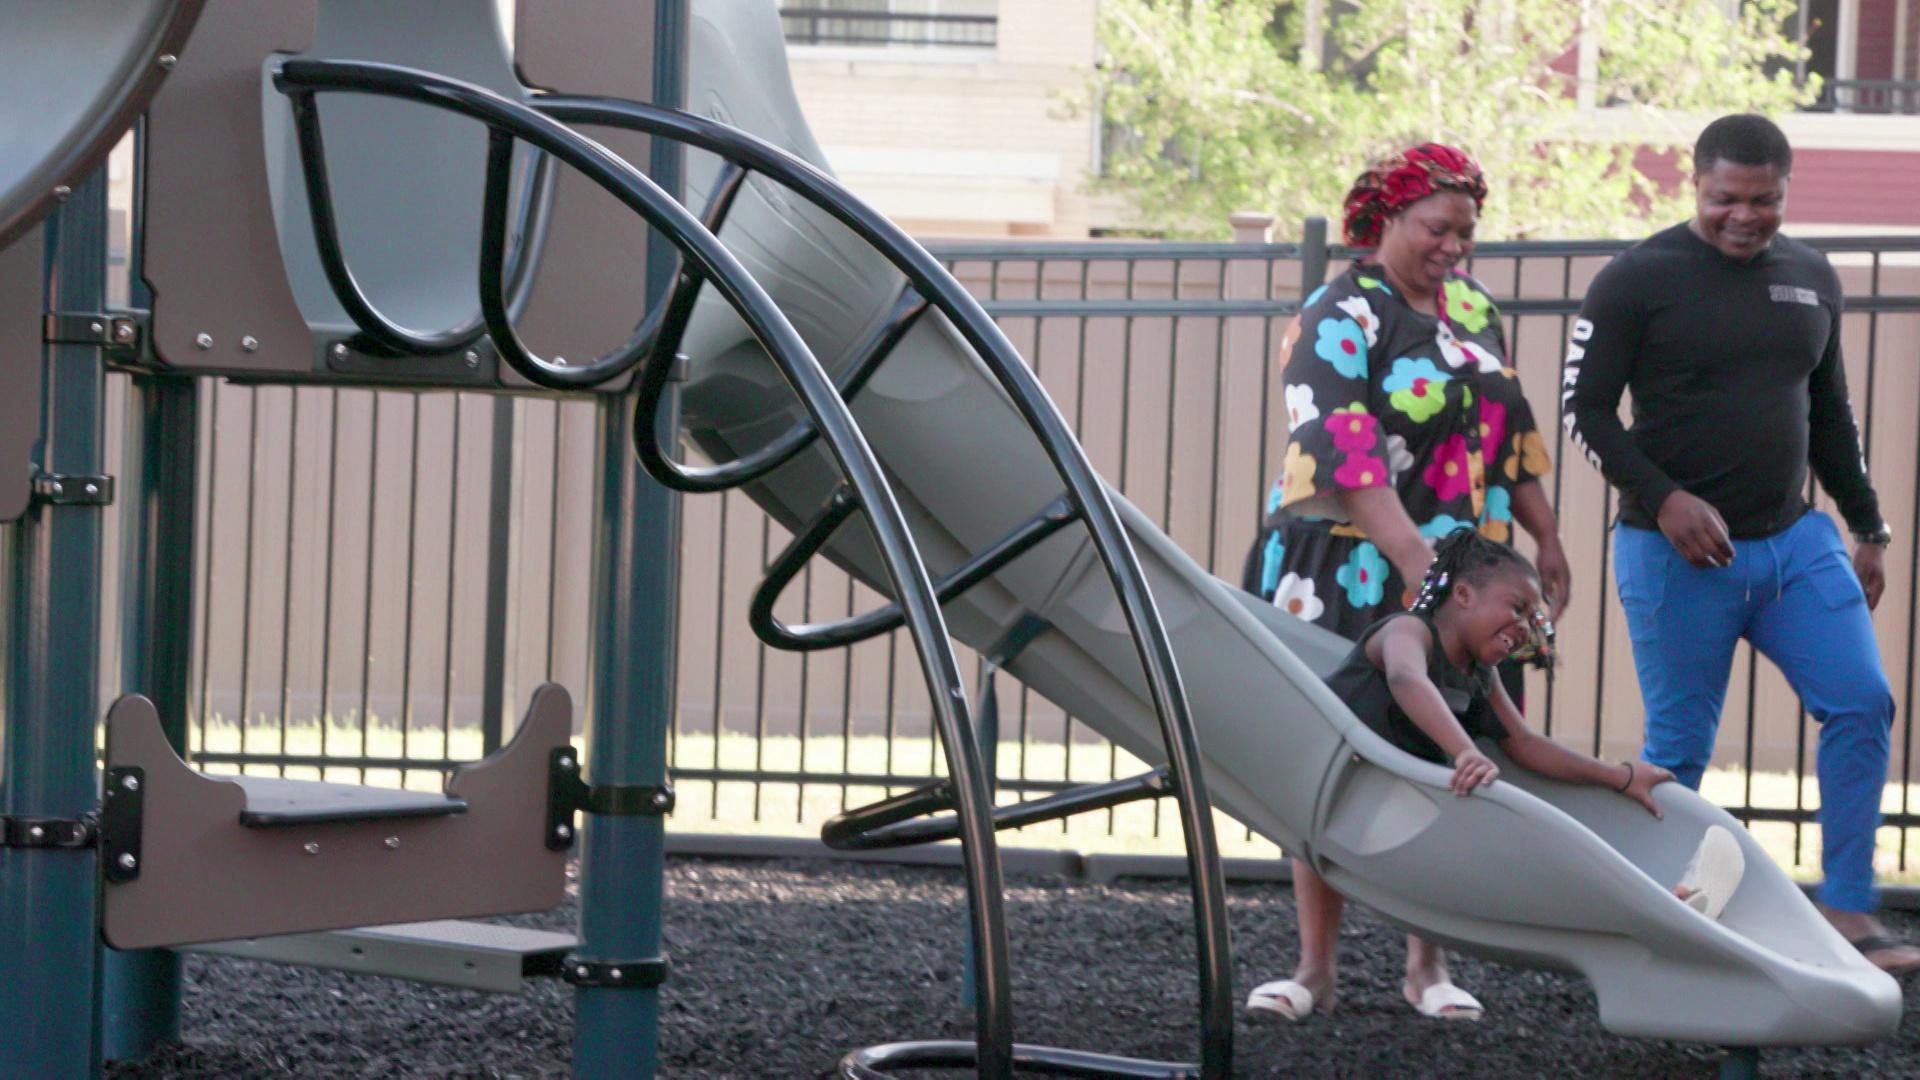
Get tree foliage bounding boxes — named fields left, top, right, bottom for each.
left=1088, top=0, right=1814, bottom=239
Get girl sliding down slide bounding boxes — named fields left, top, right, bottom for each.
left=1249, top=529, right=1745, bottom=1022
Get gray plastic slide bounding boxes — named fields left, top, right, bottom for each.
left=673, top=1, right=1900, bottom=1047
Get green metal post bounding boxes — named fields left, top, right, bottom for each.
left=101, top=372, right=198, bottom=1062
left=572, top=2, right=685, bottom=1076
left=1, top=168, right=111, bottom=1079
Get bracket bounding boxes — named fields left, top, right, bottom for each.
left=43, top=310, right=142, bottom=351
left=1, top=815, right=96, bottom=850
left=32, top=472, right=115, bottom=507
left=560, top=953, right=671, bottom=989
left=99, top=766, right=145, bottom=882
left=546, top=749, right=675, bottom=851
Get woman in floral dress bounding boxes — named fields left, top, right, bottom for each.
left=1242, top=144, right=1571, bottom=1024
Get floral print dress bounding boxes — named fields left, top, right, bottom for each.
left=1244, top=261, right=1552, bottom=640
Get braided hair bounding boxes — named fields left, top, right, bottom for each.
left=1409, top=527, right=1556, bottom=668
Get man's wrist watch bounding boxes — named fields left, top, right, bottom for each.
left=1853, top=523, right=1894, bottom=547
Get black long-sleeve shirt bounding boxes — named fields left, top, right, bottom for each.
left=1564, top=224, right=1882, bottom=539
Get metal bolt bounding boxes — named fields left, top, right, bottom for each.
left=303, top=841, right=321, bottom=856
left=331, top=343, right=349, bottom=360
left=122, top=774, right=140, bottom=792
left=553, top=355, right=568, bottom=367
left=559, top=755, right=576, bottom=771
left=554, top=823, right=573, bottom=841
left=157, top=54, right=177, bottom=69
left=117, top=853, right=137, bottom=871
left=463, top=350, right=480, bottom=368
left=84, top=482, right=98, bottom=497
left=240, top=335, right=259, bottom=352
left=194, top=332, right=213, bottom=350
left=574, top=964, right=591, bottom=979
left=28, top=826, right=44, bottom=840
left=52, top=185, right=71, bottom=201
left=48, top=481, right=64, bottom=498
left=608, top=967, right=623, bottom=981
left=652, top=791, right=671, bottom=809
left=383, top=836, right=400, bottom=850
left=89, top=320, right=104, bottom=335
left=114, top=323, right=135, bottom=343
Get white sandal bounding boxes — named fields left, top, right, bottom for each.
left=1246, top=978, right=1334, bottom=1021
left=1678, top=825, right=1745, bottom=921
left=1404, top=981, right=1484, bottom=1021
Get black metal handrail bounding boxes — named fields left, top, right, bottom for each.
left=534, top=92, right=1232, bottom=1078
left=270, top=58, right=1014, bottom=1077
left=269, top=60, right=1231, bottom=1080
left=283, top=90, right=556, bottom=357
left=779, top=7, right=997, bottom=49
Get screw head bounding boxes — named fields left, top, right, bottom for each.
left=608, top=967, right=623, bottom=981
left=28, top=826, right=44, bottom=840
left=554, top=823, right=573, bottom=840
left=89, top=320, right=104, bottom=335
left=117, top=853, right=137, bottom=871
left=114, top=323, right=135, bottom=343
left=302, top=841, right=321, bottom=856
left=157, top=53, right=177, bottom=69
left=240, top=335, right=260, bottom=352
left=84, top=483, right=98, bottom=496
left=383, top=836, right=401, bottom=850
left=463, top=350, right=480, bottom=368
left=553, top=355, right=568, bottom=367
left=652, top=791, right=671, bottom=809
left=48, top=481, right=64, bottom=497
left=52, top=185, right=71, bottom=201
left=558, top=755, right=576, bottom=771
left=121, top=774, right=140, bottom=792
left=194, top=332, right=213, bottom=350
left=331, top=343, right=349, bottom=360
left=574, top=964, right=591, bottom=979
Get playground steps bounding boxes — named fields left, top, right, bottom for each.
left=183, top=919, right=577, bottom=993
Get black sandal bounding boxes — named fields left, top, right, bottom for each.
left=1847, top=934, right=1920, bottom=976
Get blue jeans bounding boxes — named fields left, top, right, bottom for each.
left=1613, top=511, right=1894, bottom=912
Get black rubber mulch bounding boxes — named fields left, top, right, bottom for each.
left=110, top=856, right=1920, bottom=1078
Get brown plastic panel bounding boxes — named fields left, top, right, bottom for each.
left=138, top=0, right=317, bottom=379
left=102, top=684, right=572, bottom=950
left=509, top=0, right=658, bottom=390
left=0, top=228, right=43, bottom=522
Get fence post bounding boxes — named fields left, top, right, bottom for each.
left=479, top=396, right=515, bottom=756
left=1218, top=212, right=1277, bottom=571
left=1299, top=215, right=1330, bottom=299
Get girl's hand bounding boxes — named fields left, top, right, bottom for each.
left=1450, top=747, right=1500, bottom=796
left=1620, top=761, right=1674, bottom=818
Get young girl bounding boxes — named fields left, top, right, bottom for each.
left=1248, top=528, right=1742, bottom=1022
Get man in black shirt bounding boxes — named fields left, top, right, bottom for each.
left=1566, top=114, right=1912, bottom=973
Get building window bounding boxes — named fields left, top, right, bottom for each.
left=779, top=0, right=998, bottom=50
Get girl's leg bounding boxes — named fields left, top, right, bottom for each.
left=1404, top=935, right=1481, bottom=1018
left=1290, top=858, right=1343, bottom=988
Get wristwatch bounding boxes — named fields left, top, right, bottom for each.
left=1853, top=523, right=1894, bottom=547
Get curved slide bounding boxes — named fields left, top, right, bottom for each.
left=673, top=0, right=1900, bottom=1046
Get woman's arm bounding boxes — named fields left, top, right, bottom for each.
left=1486, top=676, right=1669, bottom=815
left=1509, top=478, right=1569, bottom=619
left=1337, top=487, right=1433, bottom=590
left=1372, top=619, right=1498, bottom=795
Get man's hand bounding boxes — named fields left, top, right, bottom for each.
left=1854, top=542, right=1887, bottom=611
left=1535, top=536, right=1572, bottom=620
left=1449, top=747, right=1500, bottom=796
left=1656, top=490, right=1735, bottom=570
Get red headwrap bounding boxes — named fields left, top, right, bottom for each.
left=1341, top=143, right=1488, bottom=247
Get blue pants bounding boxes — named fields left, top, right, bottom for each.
left=1613, top=511, right=1894, bottom=912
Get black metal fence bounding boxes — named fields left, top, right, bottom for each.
left=1815, top=78, right=1920, bottom=115
left=134, top=221, right=1920, bottom=869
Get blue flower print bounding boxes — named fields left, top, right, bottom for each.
left=1265, top=481, right=1284, bottom=515
left=1335, top=542, right=1390, bottom=609
left=1418, top=515, right=1474, bottom=542
left=1259, top=533, right=1286, bottom=596
left=1314, top=317, right=1369, bottom=379
left=1481, top=486, right=1512, bottom=525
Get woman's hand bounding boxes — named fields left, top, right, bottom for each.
left=1449, top=747, right=1500, bottom=796
left=1619, top=761, right=1674, bottom=818
left=1534, top=535, right=1571, bottom=620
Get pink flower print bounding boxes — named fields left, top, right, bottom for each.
left=1327, top=407, right=1378, bottom=454
left=1422, top=434, right=1473, bottom=501
left=1335, top=454, right=1389, bottom=490
left=1478, top=400, right=1507, bottom=459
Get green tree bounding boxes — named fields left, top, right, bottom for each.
left=1088, top=0, right=1814, bottom=239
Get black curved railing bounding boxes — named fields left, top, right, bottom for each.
left=272, top=58, right=1229, bottom=1080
